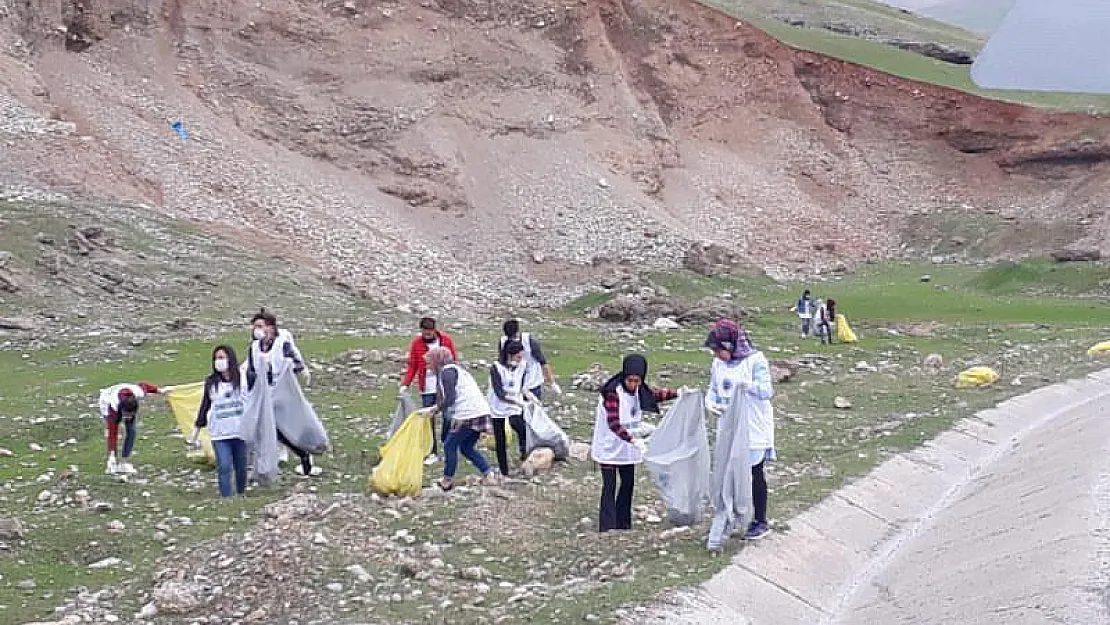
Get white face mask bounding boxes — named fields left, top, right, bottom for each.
left=253, top=327, right=266, bottom=340
left=214, top=358, right=229, bottom=373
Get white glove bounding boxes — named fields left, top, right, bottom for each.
left=415, top=406, right=436, bottom=417
left=399, top=384, right=409, bottom=394
left=524, top=390, right=538, bottom=403
left=161, top=385, right=177, bottom=394
left=632, top=438, right=648, bottom=454
left=678, top=385, right=694, bottom=396
left=300, top=369, right=312, bottom=387
left=550, top=382, right=562, bottom=396
left=187, top=429, right=201, bottom=448
left=706, top=403, right=723, bottom=416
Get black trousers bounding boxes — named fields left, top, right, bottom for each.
left=492, top=416, right=528, bottom=475
left=752, top=461, right=768, bottom=524
left=277, top=429, right=312, bottom=475
left=599, top=464, right=635, bottom=532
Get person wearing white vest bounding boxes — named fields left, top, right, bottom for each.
left=591, top=354, right=679, bottom=532
left=704, top=319, right=776, bottom=541
left=98, top=380, right=162, bottom=475
left=488, top=340, right=532, bottom=475
left=191, top=345, right=249, bottom=497
left=500, top=319, right=561, bottom=401
left=423, top=346, right=496, bottom=491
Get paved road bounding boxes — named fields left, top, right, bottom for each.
left=643, top=369, right=1110, bottom=625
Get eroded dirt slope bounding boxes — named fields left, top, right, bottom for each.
left=1, top=0, right=1108, bottom=310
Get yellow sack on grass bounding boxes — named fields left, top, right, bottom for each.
left=370, top=411, right=433, bottom=497
left=1087, top=341, right=1110, bottom=356
left=956, top=366, right=1000, bottom=389
left=836, top=314, right=858, bottom=343
left=479, top=421, right=514, bottom=451
left=165, top=382, right=215, bottom=465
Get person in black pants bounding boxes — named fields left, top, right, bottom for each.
left=487, top=340, right=531, bottom=475
left=589, top=354, right=679, bottom=532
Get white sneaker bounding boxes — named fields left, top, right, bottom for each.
left=423, top=454, right=439, bottom=466
left=293, top=464, right=323, bottom=477
left=105, top=456, right=119, bottom=475
left=119, top=462, right=137, bottom=475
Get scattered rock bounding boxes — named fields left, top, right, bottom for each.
left=153, top=581, right=209, bottom=614
left=138, top=602, right=158, bottom=618
left=88, top=557, right=121, bottom=569
left=652, top=317, right=680, bottom=330
left=919, top=274, right=932, bottom=282
left=460, top=566, right=488, bottom=581
left=520, top=448, right=556, bottom=477
left=1052, top=249, right=1101, bottom=262
left=599, top=294, right=745, bottom=324
left=683, top=242, right=745, bottom=277
left=923, top=353, right=944, bottom=374
left=569, top=442, right=591, bottom=462
left=0, top=517, right=22, bottom=540
left=770, top=365, right=793, bottom=384
left=16, top=578, right=36, bottom=590
left=0, top=317, right=34, bottom=331
left=888, top=40, right=974, bottom=65
left=833, top=396, right=853, bottom=410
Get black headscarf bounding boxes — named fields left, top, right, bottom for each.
left=599, top=354, right=661, bottom=414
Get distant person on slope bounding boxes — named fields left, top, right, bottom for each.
left=499, top=319, right=560, bottom=401
left=591, top=354, right=679, bottom=532
left=191, top=345, right=249, bottom=497
left=814, top=298, right=832, bottom=345
left=790, top=289, right=815, bottom=337
left=422, top=346, right=496, bottom=491
left=98, top=380, right=162, bottom=475
left=487, top=340, right=532, bottom=475
left=703, top=319, right=776, bottom=545
left=400, top=317, right=459, bottom=465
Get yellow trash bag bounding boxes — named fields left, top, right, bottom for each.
left=836, top=314, right=858, bottom=343
left=1087, top=341, right=1110, bottom=356
left=955, top=366, right=1000, bottom=389
left=370, top=411, right=433, bottom=497
left=165, top=382, right=215, bottom=465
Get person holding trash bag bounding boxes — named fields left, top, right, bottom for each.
left=499, top=319, right=561, bottom=401
left=246, top=309, right=327, bottom=477
left=98, top=380, right=162, bottom=475
left=591, top=354, right=679, bottom=532
left=400, top=317, right=459, bottom=465
left=191, top=345, right=249, bottom=497
left=422, top=346, right=497, bottom=491
left=704, top=319, right=776, bottom=545
left=488, top=340, right=531, bottom=475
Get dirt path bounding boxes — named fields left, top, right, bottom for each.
left=641, top=368, right=1110, bottom=625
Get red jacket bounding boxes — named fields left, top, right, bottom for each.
left=401, top=332, right=458, bottom=393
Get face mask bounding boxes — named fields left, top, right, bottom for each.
left=214, top=358, right=229, bottom=373
left=253, top=328, right=266, bottom=340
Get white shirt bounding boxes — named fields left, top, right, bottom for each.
left=708, top=352, right=776, bottom=452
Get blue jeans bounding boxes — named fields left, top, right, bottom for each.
left=443, top=427, right=490, bottom=478
left=212, top=438, right=248, bottom=497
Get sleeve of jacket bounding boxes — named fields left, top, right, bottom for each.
left=490, top=366, right=507, bottom=400
left=528, top=336, right=547, bottom=365
left=137, top=381, right=160, bottom=395
left=245, top=343, right=258, bottom=391
left=652, top=388, right=679, bottom=402
left=748, top=354, right=776, bottom=401
left=194, top=381, right=212, bottom=428
left=603, top=390, right=633, bottom=442
left=401, top=338, right=420, bottom=387
left=443, top=333, right=459, bottom=359
left=283, top=335, right=306, bottom=373
left=438, top=367, right=458, bottom=413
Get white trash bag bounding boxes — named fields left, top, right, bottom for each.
left=644, top=391, right=711, bottom=527
left=523, top=401, right=571, bottom=460
left=706, top=386, right=754, bottom=551
left=271, top=370, right=329, bottom=455
left=387, top=394, right=417, bottom=440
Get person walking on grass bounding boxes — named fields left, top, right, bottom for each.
left=488, top=340, right=531, bottom=475
left=590, top=354, right=680, bottom=532
left=499, top=319, right=561, bottom=401
left=422, top=346, right=496, bottom=491
left=704, top=319, right=776, bottom=544
left=790, top=289, right=815, bottom=337
left=814, top=297, right=832, bottom=345
left=400, top=317, right=459, bottom=465
left=247, top=309, right=324, bottom=477
left=191, top=345, right=249, bottom=497
left=98, top=380, right=162, bottom=475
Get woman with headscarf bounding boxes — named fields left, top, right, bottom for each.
left=423, top=346, right=497, bottom=491
left=487, top=340, right=531, bottom=476
left=590, top=354, right=680, bottom=532
left=704, top=319, right=776, bottom=545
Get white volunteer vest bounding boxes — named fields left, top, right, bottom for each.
left=590, top=386, right=644, bottom=465
left=487, top=362, right=526, bottom=419
left=441, top=364, right=490, bottom=421
left=98, top=383, right=147, bottom=417
left=207, top=379, right=247, bottom=441
left=501, top=333, right=544, bottom=390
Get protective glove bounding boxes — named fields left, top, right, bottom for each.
left=301, top=369, right=312, bottom=387
left=678, top=385, right=694, bottom=396
left=187, top=429, right=201, bottom=449
left=415, top=406, right=437, bottom=418
left=550, top=381, right=563, bottom=396
left=399, top=384, right=409, bottom=394
left=524, top=390, right=538, bottom=404
left=706, top=402, right=723, bottom=416
left=632, top=438, right=648, bottom=455
left=160, top=385, right=176, bottom=394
